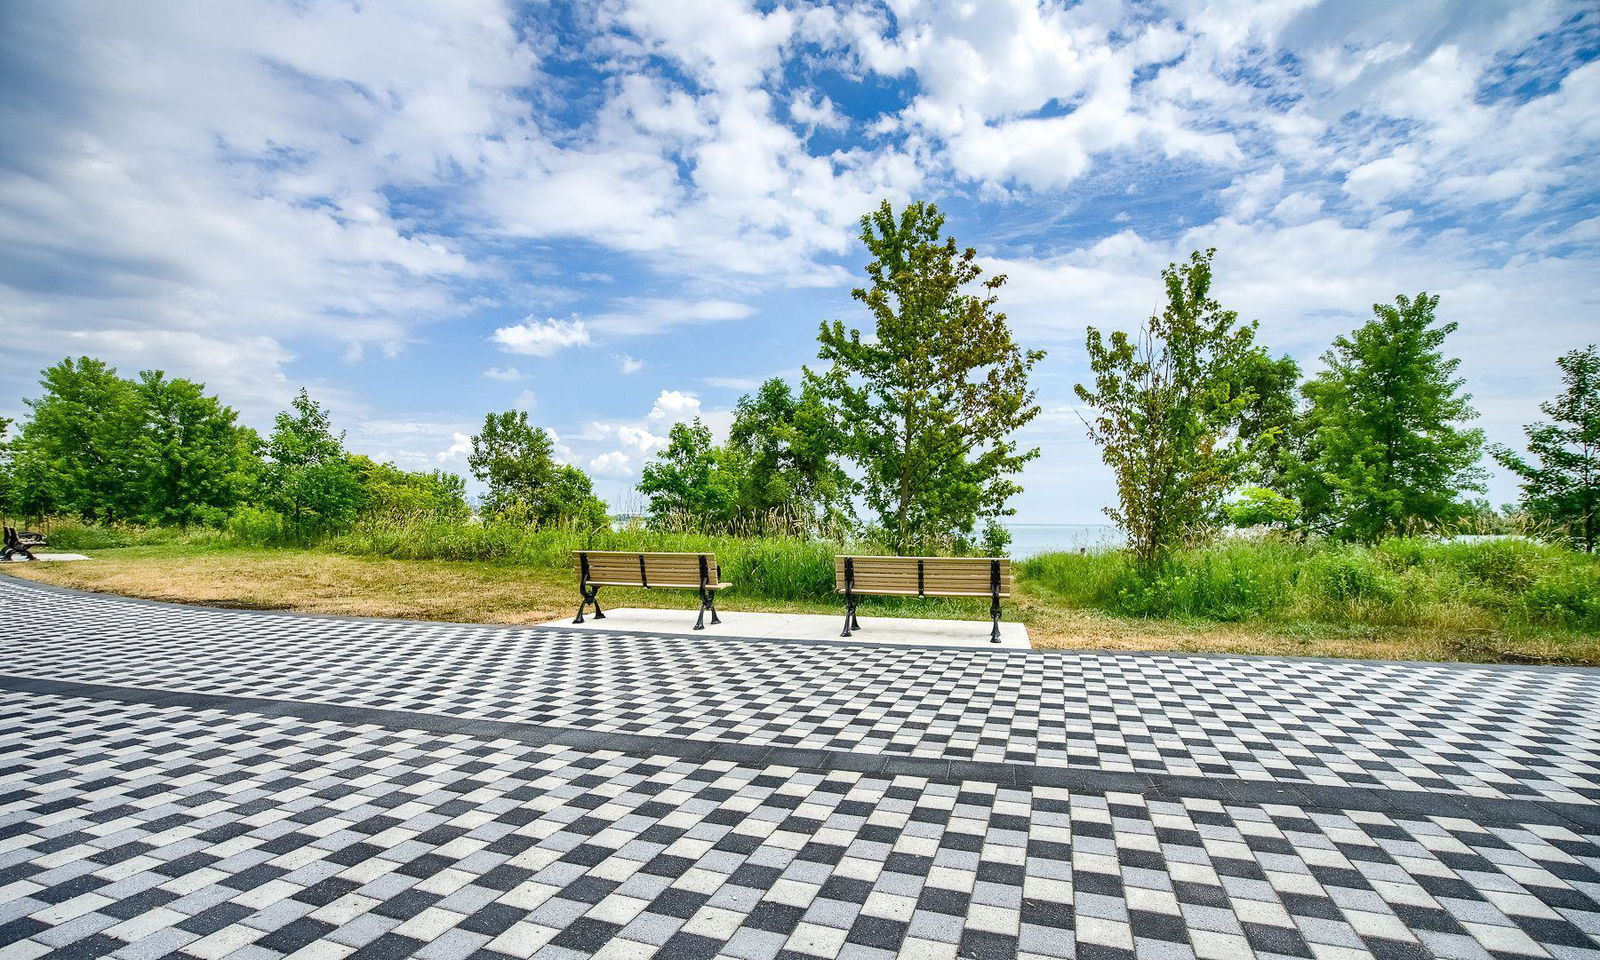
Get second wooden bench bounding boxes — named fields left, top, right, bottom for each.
left=835, top=555, right=1012, bottom=643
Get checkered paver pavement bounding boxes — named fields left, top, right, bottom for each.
left=0, top=577, right=1597, bottom=958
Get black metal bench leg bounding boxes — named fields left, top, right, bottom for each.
left=851, top=607, right=861, bottom=631
left=574, top=584, right=601, bottom=624
left=708, top=592, right=721, bottom=625
left=694, top=589, right=708, bottom=630
left=841, top=600, right=855, bottom=638
left=990, top=596, right=1002, bottom=644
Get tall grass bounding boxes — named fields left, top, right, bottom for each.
left=310, top=515, right=846, bottom=601
left=26, top=513, right=1600, bottom=633
left=1019, top=535, right=1600, bottom=630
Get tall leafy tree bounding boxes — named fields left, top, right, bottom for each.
left=468, top=410, right=607, bottom=526
left=727, top=378, right=852, bottom=534
left=1494, top=344, right=1600, bottom=552
left=638, top=419, right=742, bottom=531
left=9, top=357, right=140, bottom=521
left=261, top=389, right=364, bottom=528
left=348, top=456, right=471, bottom=523
left=807, top=200, right=1044, bottom=553
left=1075, top=249, right=1265, bottom=566
left=1290, top=293, right=1485, bottom=542
left=1230, top=349, right=1302, bottom=487
left=129, top=371, right=261, bottom=526
left=0, top=417, right=13, bottom=517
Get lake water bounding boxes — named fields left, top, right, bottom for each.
left=1003, top=522, right=1123, bottom=558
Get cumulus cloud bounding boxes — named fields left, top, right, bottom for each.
left=491, top=318, right=592, bottom=356
left=647, top=389, right=703, bottom=425
left=482, top=366, right=523, bottom=380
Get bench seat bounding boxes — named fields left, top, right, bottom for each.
left=571, top=550, right=729, bottom=630
left=834, top=554, right=1012, bottom=642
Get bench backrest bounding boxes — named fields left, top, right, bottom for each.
left=835, top=555, right=1012, bottom=597
left=573, top=550, right=718, bottom=588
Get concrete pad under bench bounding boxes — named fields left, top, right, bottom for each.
left=546, top=606, right=1030, bottom=649
left=1, top=553, right=91, bottom=562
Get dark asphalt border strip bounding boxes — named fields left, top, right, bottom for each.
left=4, top=572, right=1597, bottom=674
left=3, top=673, right=1594, bottom=833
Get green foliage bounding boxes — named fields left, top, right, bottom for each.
left=808, top=199, right=1044, bottom=554
left=1075, top=250, right=1266, bottom=566
left=128, top=371, right=260, bottom=526
left=348, top=456, right=470, bottom=523
left=469, top=410, right=607, bottom=527
left=37, top=519, right=227, bottom=551
left=727, top=378, right=853, bottom=535
left=1229, top=349, right=1302, bottom=486
left=224, top=506, right=300, bottom=546
left=0, top=416, right=13, bottom=515
left=8, top=358, right=260, bottom=526
left=1290, top=293, right=1485, bottom=543
left=638, top=419, right=743, bottom=530
left=311, top=516, right=846, bottom=602
left=1021, top=536, right=1600, bottom=630
left=10, top=357, right=141, bottom=520
left=1226, top=487, right=1300, bottom=529
left=1494, top=344, right=1599, bottom=552
left=259, top=389, right=364, bottom=529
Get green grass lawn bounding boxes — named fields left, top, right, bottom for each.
left=7, top=533, right=1598, bottom=665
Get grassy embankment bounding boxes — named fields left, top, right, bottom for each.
left=5, top=518, right=1598, bottom=664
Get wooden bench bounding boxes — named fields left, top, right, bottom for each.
left=571, top=551, right=731, bottom=630
left=835, top=555, right=1013, bottom=643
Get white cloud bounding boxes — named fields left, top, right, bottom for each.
left=1344, top=155, right=1423, bottom=206
left=614, top=354, right=645, bottom=374
left=589, top=451, right=634, bottom=476
left=491, top=317, right=592, bottom=356
left=438, top=432, right=472, bottom=464
left=790, top=90, right=847, bottom=131
left=482, top=366, right=523, bottom=380
left=647, top=389, right=702, bottom=425
left=588, top=299, right=755, bottom=336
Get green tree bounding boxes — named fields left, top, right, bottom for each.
left=349, top=456, right=471, bottom=523
left=260, top=389, right=364, bottom=528
left=1225, top=487, right=1300, bottom=530
left=468, top=410, right=607, bottom=526
left=128, top=371, right=261, bottom=526
left=0, top=417, right=13, bottom=517
left=638, top=419, right=742, bottom=531
left=1230, top=349, right=1302, bottom=487
left=9, top=357, right=140, bottom=521
left=727, top=378, right=852, bottom=535
left=807, top=200, right=1044, bottom=553
left=1075, top=249, right=1265, bottom=566
left=1494, top=344, right=1600, bottom=552
left=1291, top=293, right=1485, bottom=542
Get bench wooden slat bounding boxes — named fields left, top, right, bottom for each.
left=572, top=550, right=723, bottom=589
left=833, top=555, right=1012, bottom=598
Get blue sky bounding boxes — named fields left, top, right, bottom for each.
left=1, top=1, right=1596, bottom=522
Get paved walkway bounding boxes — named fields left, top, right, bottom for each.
left=0, top=577, right=1597, bottom=959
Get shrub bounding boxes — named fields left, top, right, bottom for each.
left=1303, top=550, right=1399, bottom=604
left=1516, top=567, right=1600, bottom=628
left=225, top=506, right=297, bottom=546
